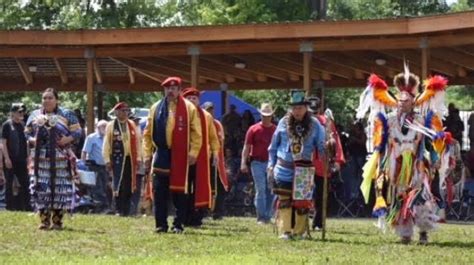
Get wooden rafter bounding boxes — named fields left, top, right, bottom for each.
left=15, top=58, right=33, bottom=85
left=431, top=48, right=474, bottom=70
left=116, top=57, right=190, bottom=82
left=278, top=53, right=353, bottom=79
left=317, top=51, right=386, bottom=78
left=198, top=58, right=256, bottom=82
left=93, top=58, right=103, bottom=84
left=379, top=49, right=457, bottom=77
left=144, top=57, right=225, bottom=83
left=221, top=55, right=288, bottom=82
left=109, top=57, right=164, bottom=83
left=263, top=54, right=322, bottom=80
left=351, top=50, right=422, bottom=76
left=53, top=57, right=68, bottom=84
left=128, top=67, right=135, bottom=84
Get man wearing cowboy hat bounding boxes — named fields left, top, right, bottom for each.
left=103, top=102, right=142, bottom=216
left=267, top=90, right=325, bottom=240
left=143, top=77, right=202, bottom=234
left=241, top=102, right=276, bottom=224
left=181, top=87, right=220, bottom=226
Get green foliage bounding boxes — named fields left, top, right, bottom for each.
left=445, top=85, right=474, bottom=110
left=0, top=212, right=473, bottom=264
left=0, top=0, right=473, bottom=125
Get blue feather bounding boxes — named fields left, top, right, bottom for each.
left=425, top=110, right=434, bottom=128
left=375, top=112, right=389, bottom=153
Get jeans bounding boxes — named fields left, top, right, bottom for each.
left=250, top=160, right=274, bottom=221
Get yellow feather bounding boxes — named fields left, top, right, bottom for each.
left=361, top=152, right=380, bottom=204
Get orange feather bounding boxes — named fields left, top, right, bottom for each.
left=374, top=88, right=397, bottom=107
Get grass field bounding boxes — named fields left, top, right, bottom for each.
left=0, top=212, right=473, bottom=264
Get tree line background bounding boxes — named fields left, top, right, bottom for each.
left=1, top=0, right=473, bottom=125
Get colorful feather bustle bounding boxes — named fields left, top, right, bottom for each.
left=356, top=74, right=397, bottom=120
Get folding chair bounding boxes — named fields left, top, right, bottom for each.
left=331, top=176, right=357, bottom=217
left=447, top=168, right=465, bottom=220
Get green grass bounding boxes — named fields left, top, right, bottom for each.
left=0, top=212, right=473, bottom=264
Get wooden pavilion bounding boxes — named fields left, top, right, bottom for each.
left=1, top=11, right=474, bottom=133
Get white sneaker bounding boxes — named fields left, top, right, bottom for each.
left=279, top=233, right=292, bottom=240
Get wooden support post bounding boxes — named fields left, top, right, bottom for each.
left=85, top=48, right=95, bottom=135
left=300, top=41, right=313, bottom=96
left=188, top=45, right=200, bottom=88
left=420, top=37, right=430, bottom=80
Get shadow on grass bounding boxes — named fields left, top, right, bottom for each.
left=60, top=227, right=107, bottom=234
left=331, top=230, right=375, bottom=237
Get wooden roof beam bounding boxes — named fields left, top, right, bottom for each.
left=15, top=58, right=33, bottom=85
left=53, top=57, right=68, bottom=84
left=2, top=12, right=474, bottom=45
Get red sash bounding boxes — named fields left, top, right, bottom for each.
left=194, top=108, right=211, bottom=208
left=214, top=120, right=229, bottom=191
left=170, top=96, right=190, bottom=193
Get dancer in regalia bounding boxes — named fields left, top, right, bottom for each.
left=356, top=65, right=454, bottom=244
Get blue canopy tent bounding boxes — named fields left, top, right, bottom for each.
left=200, top=91, right=260, bottom=121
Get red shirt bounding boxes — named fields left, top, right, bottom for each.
left=244, top=122, right=276, bottom=162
